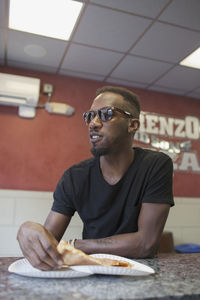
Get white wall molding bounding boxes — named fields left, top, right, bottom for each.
left=0, top=189, right=199, bottom=256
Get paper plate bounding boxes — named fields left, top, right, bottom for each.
left=8, top=254, right=155, bottom=278
left=71, top=253, right=155, bottom=276
left=8, top=258, right=92, bottom=278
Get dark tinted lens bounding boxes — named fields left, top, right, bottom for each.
left=83, top=111, right=96, bottom=123
left=101, top=107, right=113, bottom=121
left=83, top=107, right=114, bottom=123
left=83, top=112, right=88, bottom=123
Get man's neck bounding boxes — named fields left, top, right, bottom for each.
left=99, top=148, right=135, bottom=185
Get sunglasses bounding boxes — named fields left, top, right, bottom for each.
left=83, top=106, right=135, bottom=124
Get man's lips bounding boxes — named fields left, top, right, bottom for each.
left=89, top=133, right=103, bottom=143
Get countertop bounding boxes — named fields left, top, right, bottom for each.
left=0, top=253, right=200, bottom=300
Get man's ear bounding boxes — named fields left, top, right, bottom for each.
left=128, top=119, right=140, bottom=133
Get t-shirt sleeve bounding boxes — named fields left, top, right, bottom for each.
left=142, top=153, right=174, bottom=206
left=52, top=170, right=76, bottom=216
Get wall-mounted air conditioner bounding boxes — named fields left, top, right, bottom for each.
left=0, top=72, right=40, bottom=118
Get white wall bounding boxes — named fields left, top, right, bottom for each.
left=164, top=197, right=200, bottom=245
left=0, top=189, right=199, bottom=256
left=0, top=189, right=82, bottom=256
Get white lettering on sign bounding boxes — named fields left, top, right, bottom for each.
left=179, top=152, right=200, bottom=172
left=174, top=119, right=186, bottom=138
left=159, top=117, right=174, bottom=136
left=134, top=132, right=191, bottom=153
left=134, top=111, right=200, bottom=174
left=140, top=112, right=200, bottom=140
left=185, top=116, right=199, bottom=139
left=145, top=115, right=159, bottom=134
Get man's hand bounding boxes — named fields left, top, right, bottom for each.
left=17, top=221, right=63, bottom=270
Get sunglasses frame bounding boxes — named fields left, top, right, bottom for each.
left=83, top=106, right=135, bottom=124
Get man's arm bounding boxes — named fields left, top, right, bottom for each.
left=44, top=211, right=71, bottom=241
left=75, top=203, right=170, bottom=258
left=17, top=211, right=71, bottom=270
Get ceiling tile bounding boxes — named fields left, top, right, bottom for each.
left=148, top=85, right=186, bottom=96
left=155, top=66, right=200, bottom=91
left=159, top=0, right=200, bottom=31
left=106, top=77, right=148, bottom=89
left=193, top=87, right=200, bottom=93
left=7, top=30, right=67, bottom=67
left=185, top=87, right=200, bottom=99
left=73, top=5, right=151, bottom=52
left=0, top=29, right=5, bottom=59
left=61, top=44, right=123, bottom=75
left=0, top=0, right=6, bottom=27
left=7, top=60, right=58, bottom=73
left=59, top=69, right=105, bottom=81
left=90, top=0, right=169, bottom=18
left=111, top=55, right=173, bottom=84
left=131, top=22, right=200, bottom=63
left=1, top=0, right=200, bottom=101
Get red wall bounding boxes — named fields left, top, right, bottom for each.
left=0, top=66, right=200, bottom=197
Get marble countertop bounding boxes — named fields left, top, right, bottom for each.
left=1, top=253, right=200, bottom=300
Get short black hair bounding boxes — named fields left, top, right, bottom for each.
left=96, top=86, right=140, bottom=117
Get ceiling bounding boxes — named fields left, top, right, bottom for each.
left=0, top=0, right=200, bottom=100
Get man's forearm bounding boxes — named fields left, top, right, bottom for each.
left=74, top=232, right=156, bottom=259
left=74, top=203, right=170, bottom=258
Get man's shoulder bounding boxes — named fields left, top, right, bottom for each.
left=135, top=147, right=172, bottom=164
left=70, top=157, right=96, bottom=169
left=64, top=157, right=96, bottom=177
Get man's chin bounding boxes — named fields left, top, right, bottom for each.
left=90, top=147, right=109, bottom=157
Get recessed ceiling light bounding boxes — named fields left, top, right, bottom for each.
left=180, top=47, right=200, bottom=70
left=24, top=44, right=47, bottom=57
left=9, top=0, right=83, bottom=40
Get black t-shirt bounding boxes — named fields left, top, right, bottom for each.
left=52, top=147, right=174, bottom=239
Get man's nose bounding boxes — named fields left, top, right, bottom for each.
left=89, top=114, right=103, bottom=128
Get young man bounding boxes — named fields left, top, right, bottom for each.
left=17, top=86, right=174, bottom=270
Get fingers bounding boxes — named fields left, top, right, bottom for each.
left=26, top=250, right=52, bottom=271
left=17, top=221, right=63, bottom=271
left=31, top=240, right=58, bottom=270
left=38, top=234, right=63, bottom=267
left=19, top=235, right=55, bottom=270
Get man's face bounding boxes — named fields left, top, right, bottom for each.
left=87, top=92, right=133, bottom=157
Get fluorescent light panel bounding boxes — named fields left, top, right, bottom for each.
left=180, top=47, right=200, bottom=70
left=9, top=0, right=83, bottom=40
